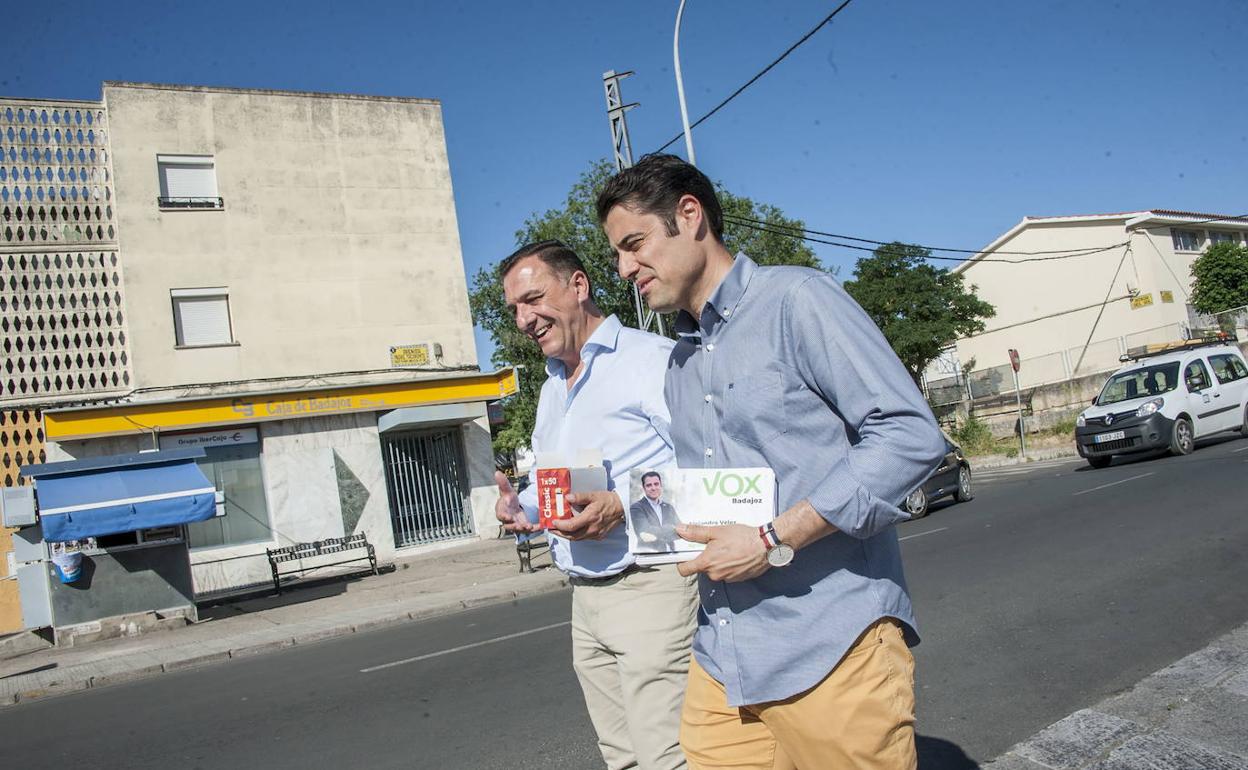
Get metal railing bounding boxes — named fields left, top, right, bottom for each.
left=157, top=196, right=224, bottom=210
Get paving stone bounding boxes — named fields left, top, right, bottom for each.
left=161, top=649, right=230, bottom=672
left=980, top=753, right=1052, bottom=770
left=290, top=624, right=354, bottom=645
left=87, top=659, right=165, bottom=688
left=461, top=588, right=519, bottom=609
left=1100, top=677, right=1198, bottom=727
left=1089, top=732, right=1248, bottom=770
left=228, top=636, right=297, bottom=658
left=1157, top=686, right=1248, bottom=759
left=1014, top=709, right=1143, bottom=770
left=1222, top=670, right=1248, bottom=699
left=350, top=614, right=412, bottom=634
left=1154, top=646, right=1245, bottom=689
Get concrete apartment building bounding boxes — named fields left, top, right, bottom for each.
left=1, top=83, right=516, bottom=630
left=946, top=211, right=1248, bottom=394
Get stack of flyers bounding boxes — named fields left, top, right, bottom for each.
left=625, top=465, right=776, bottom=565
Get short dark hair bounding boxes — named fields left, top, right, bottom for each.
left=499, top=239, right=592, bottom=292
left=641, top=471, right=662, bottom=484
left=595, top=153, right=723, bottom=241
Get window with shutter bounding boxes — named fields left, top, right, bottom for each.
left=157, top=155, right=221, bottom=209
left=172, top=288, right=234, bottom=347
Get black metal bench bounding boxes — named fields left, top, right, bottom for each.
left=515, top=531, right=550, bottom=573
left=266, top=532, right=379, bottom=594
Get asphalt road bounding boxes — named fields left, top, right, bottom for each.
left=2, top=434, right=1246, bottom=769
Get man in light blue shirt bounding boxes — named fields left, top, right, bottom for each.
left=599, top=156, right=946, bottom=770
left=494, top=240, right=699, bottom=770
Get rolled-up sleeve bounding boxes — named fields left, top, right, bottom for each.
left=784, top=276, right=946, bottom=539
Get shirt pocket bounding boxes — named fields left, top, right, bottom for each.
left=722, top=370, right=788, bottom=449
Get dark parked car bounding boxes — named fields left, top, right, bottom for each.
left=903, top=436, right=973, bottom=518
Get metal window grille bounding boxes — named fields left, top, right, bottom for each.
left=381, top=428, right=474, bottom=547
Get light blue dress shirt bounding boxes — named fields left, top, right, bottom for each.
left=666, top=254, right=946, bottom=707
left=518, top=315, right=676, bottom=578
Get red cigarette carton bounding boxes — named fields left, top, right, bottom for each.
left=537, top=467, right=572, bottom=528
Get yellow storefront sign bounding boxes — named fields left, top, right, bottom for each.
left=1130, top=293, right=1154, bottom=310
left=44, top=368, right=519, bottom=441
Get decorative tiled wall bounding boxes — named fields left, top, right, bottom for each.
left=0, top=100, right=129, bottom=406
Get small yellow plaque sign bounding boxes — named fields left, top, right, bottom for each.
left=1130, top=293, right=1154, bottom=310
left=1159, top=290, right=1175, bottom=304
left=390, top=344, right=431, bottom=367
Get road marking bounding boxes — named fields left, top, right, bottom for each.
left=1233, top=445, right=1248, bottom=453
left=1072, top=472, right=1155, bottom=496
left=360, top=620, right=571, bottom=673
left=899, top=527, right=948, bottom=542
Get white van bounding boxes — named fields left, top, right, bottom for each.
left=1074, top=341, right=1248, bottom=468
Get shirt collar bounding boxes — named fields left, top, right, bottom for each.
left=674, top=253, right=757, bottom=336
left=544, top=314, right=623, bottom=378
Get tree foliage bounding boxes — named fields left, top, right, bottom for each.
left=469, top=159, right=822, bottom=454
left=1189, top=241, right=1248, bottom=316
left=842, top=242, right=995, bottom=383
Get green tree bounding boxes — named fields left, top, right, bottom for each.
left=842, top=242, right=995, bottom=384
left=469, top=159, right=822, bottom=454
left=1189, top=241, right=1248, bottom=316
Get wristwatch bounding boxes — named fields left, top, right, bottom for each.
left=758, top=522, right=794, bottom=568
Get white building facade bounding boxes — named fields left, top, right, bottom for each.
left=1, top=83, right=514, bottom=610
left=945, top=211, right=1248, bottom=398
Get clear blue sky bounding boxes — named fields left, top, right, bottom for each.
left=8, top=1, right=1246, bottom=369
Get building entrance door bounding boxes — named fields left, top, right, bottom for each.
left=380, top=429, right=474, bottom=547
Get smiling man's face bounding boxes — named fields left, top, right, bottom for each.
left=643, top=475, right=663, bottom=501
left=502, top=255, right=590, bottom=367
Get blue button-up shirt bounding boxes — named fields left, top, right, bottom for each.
left=518, top=315, right=676, bottom=578
left=666, top=254, right=946, bottom=707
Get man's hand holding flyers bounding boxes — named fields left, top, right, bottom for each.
left=674, top=523, right=770, bottom=582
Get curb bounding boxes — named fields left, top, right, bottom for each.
left=970, top=448, right=1079, bottom=470
left=0, top=573, right=570, bottom=709
left=983, top=623, right=1248, bottom=769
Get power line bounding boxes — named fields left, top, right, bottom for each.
left=724, top=216, right=1129, bottom=264
left=723, top=214, right=1128, bottom=257
left=654, top=0, right=856, bottom=154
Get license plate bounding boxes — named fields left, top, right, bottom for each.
left=1094, top=430, right=1126, bottom=443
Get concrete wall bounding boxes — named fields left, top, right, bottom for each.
left=102, top=83, right=477, bottom=390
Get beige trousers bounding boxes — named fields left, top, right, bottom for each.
left=571, top=564, right=700, bottom=770
left=680, top=618, right=917, bottom=770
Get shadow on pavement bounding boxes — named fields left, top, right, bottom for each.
left=196, top=577, right=352, bottom=621
left=918, top=734, right=980, bottom=769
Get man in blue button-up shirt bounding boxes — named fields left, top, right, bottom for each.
left=494, top=240, right=699, bottom=770
left=598, top=156, right=946, bottom=770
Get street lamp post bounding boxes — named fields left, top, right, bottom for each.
left=673, top=0, right=697, bottom=165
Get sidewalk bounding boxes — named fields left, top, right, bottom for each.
left=985, top=621, right=1248, bottom=769
left=0, top=537, right=566, bottom=707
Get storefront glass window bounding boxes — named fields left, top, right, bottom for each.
left=187, top=443, right=272, bottom=548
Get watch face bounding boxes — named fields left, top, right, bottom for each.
left=766, top=543, right=795, bottom=567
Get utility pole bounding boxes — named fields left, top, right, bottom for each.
left=602, top=69, right=666, bottom=336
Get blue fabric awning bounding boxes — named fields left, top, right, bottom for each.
left=22, top=449, right=217, bottom=542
